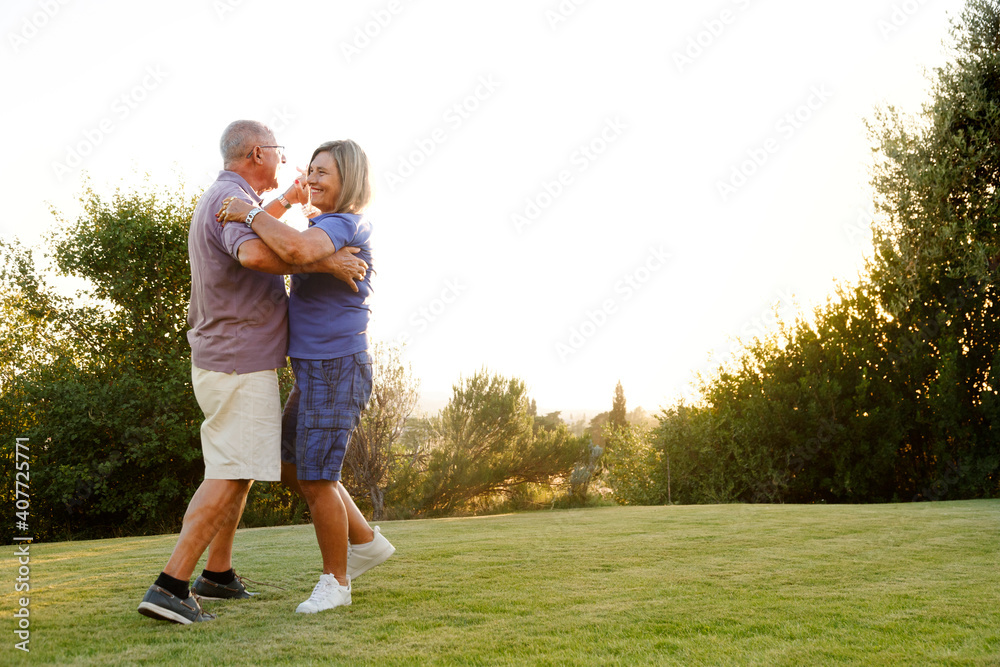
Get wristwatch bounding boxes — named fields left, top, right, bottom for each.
left=277, top=194, right=292, bottom=209
left=245, top=207, right=264, bottom=229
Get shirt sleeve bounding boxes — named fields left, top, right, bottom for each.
left=311, top=214, right=358, bottom=251
left=214, top=189, right=262, bottom=261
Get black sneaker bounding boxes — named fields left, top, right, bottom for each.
left=192, top=573, right=256, bottom=600
left=137, top=585, right=216, bottom=624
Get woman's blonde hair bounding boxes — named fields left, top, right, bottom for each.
left=310, top=139, right=372, bottom=214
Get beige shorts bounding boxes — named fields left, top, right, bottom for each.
left=191, top=364, right=281, bottom=481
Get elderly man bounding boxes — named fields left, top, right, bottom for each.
left=137, top=120, right=367, bottom=624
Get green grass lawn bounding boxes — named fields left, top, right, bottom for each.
left=2, top=501, right=998, bottom=666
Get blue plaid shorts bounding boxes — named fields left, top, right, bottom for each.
left=281, top=351, right=373, bottom=481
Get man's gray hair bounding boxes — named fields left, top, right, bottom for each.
left=220, top=120, right=272, bottom=167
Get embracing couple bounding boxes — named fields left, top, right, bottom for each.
left=137, top=120, right=393, bottom=624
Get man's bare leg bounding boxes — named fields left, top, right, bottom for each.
left=162, top=479, right=253, bottom=582
left=204, top=480, right=253, bottom=573
left=281, top=462, right=303, bottom=497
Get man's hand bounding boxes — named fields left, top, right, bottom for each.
left=302, top=246, right=368, bottom=292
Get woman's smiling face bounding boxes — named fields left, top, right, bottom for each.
left=307, top=151, right=342, bottom=214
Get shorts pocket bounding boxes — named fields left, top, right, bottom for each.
left=302, top=410, right=356, bottom=431
left=353, top=353, right=374, bottom=408
left=300, top=409, right=357, bottom=477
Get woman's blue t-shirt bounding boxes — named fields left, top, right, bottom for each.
left=288, top=212, right=373, bottom=360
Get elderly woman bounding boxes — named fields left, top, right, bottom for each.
left=218, top=139, right=393, bottom=614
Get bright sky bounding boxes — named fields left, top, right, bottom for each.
left=2, top=0, right=967, bottom=418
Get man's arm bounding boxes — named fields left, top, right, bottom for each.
left=237, top=240, right=368, bottom=292
left=236, top=239, right=300, bottom=275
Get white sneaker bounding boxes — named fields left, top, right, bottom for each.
left=347, top=526, right=396, bottom=580
left=295, top=574, right=351, bottom=614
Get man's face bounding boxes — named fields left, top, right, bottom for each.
left=244, top=133, right=285, bottom=193
left=259, top=138, right=285, bottom=192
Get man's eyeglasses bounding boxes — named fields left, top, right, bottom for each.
left=246, top=145, right=285, bottom=159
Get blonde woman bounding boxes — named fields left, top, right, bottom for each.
left=218, top=139, right=394, bottom=613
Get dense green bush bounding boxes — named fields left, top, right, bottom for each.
left=600, top=2, right=1000, bottom=506
left=1, top=184, right=203, bottom=540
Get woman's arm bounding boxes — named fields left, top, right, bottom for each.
left=219, top=198, right=337, bottom=266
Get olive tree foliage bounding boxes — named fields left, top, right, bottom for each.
left=383, top=415, right=439, bottom=515
left=600, top=2, right=999, bottom=506
left=603, top=422, right=663, bottom=506
left=865, top=0, right=1000, bottom=499
left=341, top=341, right=420, bottom=521
left=868, top=1, right=1000, bottom=314
left=388, top=369, right=579, bottom=517
left=0, top=183, right=203, bottom=540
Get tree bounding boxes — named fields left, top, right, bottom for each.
left=1, top=182, right=204, bottom=540
left=866, top=0, right=1000, bottom=499
left=342, top=341, right=420, bottom=520
left=639, top=1, right=1000, bottom=505
left=588, top=411, right=609, bottom=450
left=403, top=369, right=578, bottom=516
left=567, top=434, right=604, bottom=502
left=626, top=406, right=659, bottom=430
left=533, top=410, right=564, bottom=433
left=381, top=415, right=439, bottom=518
left=603, top=422, right=663, bottom=505
left=610, top=381, right=627, bottom=429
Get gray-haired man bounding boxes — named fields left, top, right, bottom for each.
left=138, top=120, right=367, bottom=624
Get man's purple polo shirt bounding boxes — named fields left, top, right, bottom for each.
left=186, top=171, right=288, bottom=374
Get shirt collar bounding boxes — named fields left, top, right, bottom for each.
left=217, top=171, right=263, bottom=205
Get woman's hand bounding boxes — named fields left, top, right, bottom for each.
left=216, top=196, right=254, bottom=226
left=281, top=167, right=311, bottom=206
